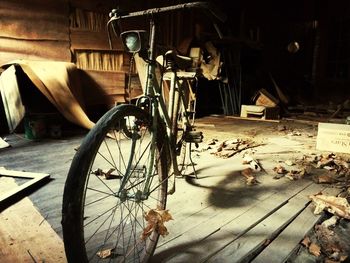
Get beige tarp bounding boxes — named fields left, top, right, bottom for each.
left=1, top=60, right=94, bottom=130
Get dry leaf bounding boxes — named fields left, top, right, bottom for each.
left=242, top=154, right=261, bottom=171
left=286, top=170, right=304, bottom=180
left=317, top=159, right=334, bottom=169
left=315, top=224, right=344, bottom=258
left=97, top=248, right=113, bottom=259
left=334, top=159, right=349, bottom=169
left=273, top=165, right=287, bottom=174
left=301, top=236, right=311, bottom=247
left=241, top=168, right=259, bottom=185
left=321, top=216, right=339, bottom=228
left=316, top=174, right=335, bottom=184
left=309, top=194, right=350, bottom=219
left=309, top=243, right=321, bottom=257
left=141, top=209, right=173, bottom=240
left=92, top=168, right=118, bottom=180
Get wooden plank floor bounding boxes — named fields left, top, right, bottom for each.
left=0, top=117, right=335, bottom=262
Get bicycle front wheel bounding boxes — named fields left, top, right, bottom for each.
left=62, top=104, right=169, bottom=263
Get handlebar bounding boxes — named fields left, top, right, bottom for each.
left=107, top=1, right=226, bottom=49
left=108, top=2, right=227, bottom=23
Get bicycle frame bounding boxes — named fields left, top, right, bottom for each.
left=108, top=2, right=225, bottom=198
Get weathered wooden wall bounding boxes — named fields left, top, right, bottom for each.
left=0, top=0, right=71, bottom=64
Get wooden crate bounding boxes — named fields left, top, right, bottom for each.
left=255, top=88, right=279, bottom=107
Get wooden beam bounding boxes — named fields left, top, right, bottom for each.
left=0, top=168, right=50, bottom=208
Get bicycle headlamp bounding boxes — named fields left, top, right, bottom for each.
left=121, top=30, right=147, bottom=53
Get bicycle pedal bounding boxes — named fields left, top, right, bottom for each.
left=185, top=131, right=203, bottom=143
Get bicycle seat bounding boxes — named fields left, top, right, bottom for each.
left=157, top=50, right=192, bottom=70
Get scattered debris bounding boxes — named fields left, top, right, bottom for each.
left=142, top=208, right=173, bottom=240
left=282, top=153, right=350, bottom=184
left=315, top=224, right=348, bottom=261
left=241, top=168, right=259, bottom=185
left=301, top=236, right=311, bottom=247
left=97, top=248, right=114, bottom=259
left=242, top=153, right=261, bottom=171
left=321, top=216, right=339, bottom=229
left=92, top=168, right=119, bottom=180
left=285, top=169, right=307, bottom=181
left=206, top=138, right=264, bottom=158
left=277, top=125, right=287, bottom=131
left=313, top=173, right=335, bottom=184
left=273, top=164, right=287, bottom=179
left=288, top=130, right=302, bottom=136
left=284, top=160, right=295, bottom=166
left=273, top=164, right=287, bottom=174
left=309, top=242, right=321, bottom=257
left=309, top=194, right=350, bottom=219
left=0, top=137, right=10, bottom=149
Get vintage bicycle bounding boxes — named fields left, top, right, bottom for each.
left=62, top=2, right=225, bottom=262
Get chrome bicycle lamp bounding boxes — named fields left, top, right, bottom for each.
left=121, top=30, right=147, bottom=53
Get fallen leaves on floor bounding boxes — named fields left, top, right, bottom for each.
left=314, top=173, right=335, bottom=184
left=285, top=168, right=309, bottom=180
left=301, top=236, right=311, bottom=247
left=241, top=168, right=259, bottom=185
left=274, top=153, right=349, bottom=185
left=309, top=242, right=322, bottom=257
left=141, top=209, right=173, bottom=240
left=288, top=130, right=302, bottom=136
left=272, top=164, right=310, bottom=180
left=301, top=217, right=349, bottom=262
left=273, top=164, right=287, bottom=178
left=242, top=153, right=262, bottom=171
left=92, top=168, right=119, bottom=180
left=97, top=248, right=113, bottom=259
left=203, top=138, right=264, bottom=158
left=309, top=194, right=350, bottom=220
left=315, top=224, right=348, bottom=262
left=321, top=216, right=339, bottom=228
left=312, top=154, right=349, bottom=178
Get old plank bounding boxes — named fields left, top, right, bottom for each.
left=201, top=183, right=327, bottom=263
left=0, top=168, right=50, bottom=210
left=152, top=179, right=321, bottom=262
left=251, top=187, right=342, bottom=263
left=0, top=177, right=66, bottom=262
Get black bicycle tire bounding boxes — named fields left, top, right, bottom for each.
left=62, top=104, right=168, bottom=263
left=172, top=91, right=187, bottom=174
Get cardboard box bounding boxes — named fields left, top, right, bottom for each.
left=316, top=122, right=350, bottom=154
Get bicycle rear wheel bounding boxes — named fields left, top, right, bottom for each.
left=62, top=104, right=169, bottom=263
left=172, top=87, right=190, bottom=175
